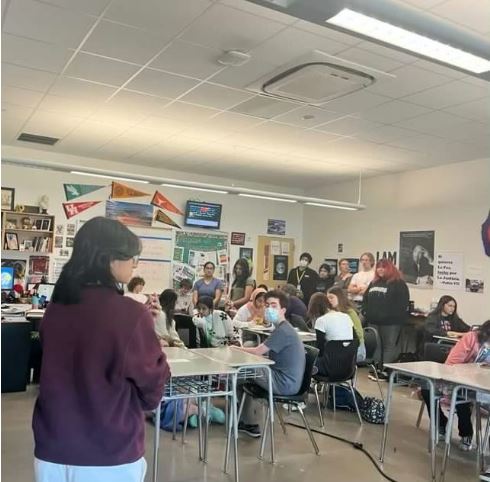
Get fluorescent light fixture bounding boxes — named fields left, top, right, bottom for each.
left=326, top=8, right=490, bottom=74
left=305, top=202, right=358, bottom=210
left=161, top=183, right=228, bottom=194
left=238, top=193, right=297, bottom=203
left=71, top=171, right=149, bottom=184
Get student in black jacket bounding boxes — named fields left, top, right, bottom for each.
left=287, top=252, right=319, bottom=307
left=363, top=259, right=409, bottom=374
left=424, top=295, right=470, bottom=342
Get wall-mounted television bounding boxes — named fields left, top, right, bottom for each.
left=184, top=201, right=222, bottom=229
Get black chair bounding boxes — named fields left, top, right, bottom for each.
left=357, top=326, right=383, bottom=398
left=313, top=339, right=363, bottom=427
left=174, top=314, right=198, bottom=348
left=2, top=322, right=31, bottom=392
left=241, top=345, right=320, bottom=455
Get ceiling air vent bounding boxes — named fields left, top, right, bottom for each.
left=17, top=132, right=59, bottom=146
left=247, top=50, right=384, bottom=106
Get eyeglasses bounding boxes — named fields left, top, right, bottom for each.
left=132, top=255, right=139, bottom=267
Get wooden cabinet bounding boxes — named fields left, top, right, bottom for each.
left=2, top=211, right=55, bottom=253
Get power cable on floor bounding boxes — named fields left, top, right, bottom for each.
left=285, top=421, right=399, bottom=482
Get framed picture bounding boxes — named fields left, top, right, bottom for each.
left=1, top=187, right=15, bottom=211
left=23, top=240, right=33, bottom=251
left=273, top=255, right=288, bottom=281
left=41, top=219, right=51, bottom=231
left=5, top=233, right=19, bottom=250
left=239, top=247, right=253, bottom=261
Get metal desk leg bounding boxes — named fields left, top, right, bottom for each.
left=477, top=402, right=484, bottom=474
left=172, top=400, right=178, bottom=441
left=259, top=403, right=270, bottom=460
left=198, top=397, right=203, bottom=461
left=225, top=390, right=246, bottom=473
left=380, top=370, right=396, bottom=462
left=440, top=386, right=460, bottom=482
left=266, top=366, right=275, bottom=464
left=204, top=396, right=210, bottom=463
left=428, top=379, right=436, bottom=481
left=152, top=401, right=162, bottom=482
left=182, top=399, right=190, bottom=445
left=231, top=373, right=239, bottom=482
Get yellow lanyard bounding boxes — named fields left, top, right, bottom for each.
left=296, top=268, right=306, bottom=286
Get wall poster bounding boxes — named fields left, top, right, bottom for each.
left=399, top=230, right=435, bottom=288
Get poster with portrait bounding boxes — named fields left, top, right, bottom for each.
left=399, top=231, right=435, bottom=288
left=273, top=255, right=288, bottom=281
left=323, top=258, right=338, bottom=277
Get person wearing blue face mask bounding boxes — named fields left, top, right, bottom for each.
left=235, top=290, right=306, bottom=438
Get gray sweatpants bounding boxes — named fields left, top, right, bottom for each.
left=371, top=324, right=402, bottom=365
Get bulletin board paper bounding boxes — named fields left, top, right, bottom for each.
left=132, top=260, right=171, bottom=294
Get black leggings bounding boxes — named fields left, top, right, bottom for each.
left=421, top=389, right=473, bottom=438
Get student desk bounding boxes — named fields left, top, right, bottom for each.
left=440, top=364, right=490, bottom=482
left=433, top=335, right=459, bottom=345
left=191, top=347, right=276, bottom=464
left=243, top=326, right=316, bottom=344
left=154, top=347, right=239, bottom=482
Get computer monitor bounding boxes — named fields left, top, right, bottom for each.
left=37, top=283, right=55, bottom=302
left=1, top=267, right=14, bottom=291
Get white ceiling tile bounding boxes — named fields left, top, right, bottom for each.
left=136, top=116, right=190, bottom=137
left=402, top=80, right=489, bottom=109
left=1, top=63, right=57, bottom=92
left=410, top=59, right=467, bottom=79
left=38, top=0, right=111, bottom=16
left=64, top=52, right=140, bottom=86
left=444, top=98, right=490, bottom=122
left=105, top=0, right=211, bottom=36
left=49, top=77, right=117, bottom=101
left=219, top=0, right=297, bottom=24
left=387, top=133, right=448, bottom=151
left=394, top=110, right=469, bottom=133
left=150, top=41, right=223, bottom=80
left=109, top=89, right=171, bottom=116
left=430, top=0, right=490, bottom=34
left=230, top=95, right=297, bottom=119
left=336, top=47, right=405, bottom=73
left=321, top=90, right=391, bottom=115
left=354, top=40, right=419, bottom=64
left=3, top=0, right=95, bottom=47
left=355, top=125, right=419, bottom=144
left=251, top=27, right=348, bottom=67
left=401, top=0, right=445, bottom=8
left=126, top=68, right=200, bottom=99
left=273, top=106, right=341, bottom=128
left=83, top=20, right=171, bottom=64
left=315, top=116, right=382, bottom=136
left=2, top=102, right=33, bottom=129
left=1, top=85, right=44, bottom=108
left=37, top=94, right=99, bottom=118
left=294, top=20, right=362, bottom=46
left=361, top=100, right=431, bottom=124
left=368, top=64, right=450, bottom=98
left=2, top=33, right=72, bottom=73
left=211, top=57, right=278, bottom=89
left=181, top=3, right=285, bottom=51
left=159, top=101, right=219, bottom=122
left=23, top=110, right=84, bottom=138
left=180, top=83, right=254, bottom=110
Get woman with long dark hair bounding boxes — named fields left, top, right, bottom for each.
left=33, top=217, right=170, bottom=482
left=156, top=289, right=184, bottom=347
left=424, top=295, right=469, bottom=342
left=228, top=258, right=255, bottom=310
left=192, top=261, right=223, bottom=308
left=362, top=259, right=409, bottom=374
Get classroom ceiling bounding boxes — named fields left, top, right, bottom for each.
left=1, top=0, right=489, bottom=189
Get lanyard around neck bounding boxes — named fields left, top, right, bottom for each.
left=296, top=268, right=307, bottom=285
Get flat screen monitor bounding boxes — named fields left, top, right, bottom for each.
left=184, top=201, right=222, bottom=229
left=37, top=283, right=55, bottom=302
left=1, top=267, right=14, bottom=290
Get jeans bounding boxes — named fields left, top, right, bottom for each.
left=421, top=389, right=473, bottom=438
left=371, top=324, right=402, bottom=365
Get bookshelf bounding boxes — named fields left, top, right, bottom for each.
left=2, top=211, right=55, bottom=253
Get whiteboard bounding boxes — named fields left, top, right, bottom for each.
left=132, top=260, right=172, bottom=294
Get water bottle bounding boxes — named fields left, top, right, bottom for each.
left=32, top=295, right=39, bottom=309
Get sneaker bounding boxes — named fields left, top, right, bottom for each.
left=238, top=423, right=261, bottom=438
left=188, top=414, right=198, bottom=428
left=209, top=406, right=225, bottom=425
left=282, top=402, right=306, bottom=412
left=459, top=436, right=473, bottom=451
left=438, top=426, right=446, bottom=438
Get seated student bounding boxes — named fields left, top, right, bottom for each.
left=192, top=296, right=235, bottom=347
left=257, top=284, right=269, bottom=291
left=316, top=263, right=335, bottom=293
left=314, top=296, right=354, bottom=376
left=282, top=284, right=308, bottom=320
left=155, top=289, right=185, bottom=347
left=234, top=288, right=266, bottom=324
left=192, top=262, right=223, bottom=308
left=424, top=295, right=470, bottom=342
left=327, top=287, right=365, bottom=362
left=175, top=279, right=194, bottom=314
left=307, top=292, right=328, bottom=330
left=125, top=276, right=147, bottom=303
left=236, top=290, right=306, bottom=437
left=421, top=320, right=490, bottom=451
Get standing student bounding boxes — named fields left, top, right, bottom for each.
left=32, top=217, right=169, bottom=482
left=332, top=258, right=353, bottom=291
left=228, top=258, right=255, bottom=310
left=192, top=262, right=223, bottom=308
left=287, top=252, right=319, bottom=306
left=362, top=259, right=410, bottom=375
left=348, top=252, right=375, bottom=307
left=316, top=263, right=335, bottom=293
left=175, top=279, right=194, bottom=314
left=424, top=295, right=469, bottom=342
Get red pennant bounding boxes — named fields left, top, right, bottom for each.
left=111, top=182, right=150, bottom=199
left=151, top=190, right=183, bottom=216
left=63, top=201, right=100, bottom=219
left=154, top=209, right=181, bottom=229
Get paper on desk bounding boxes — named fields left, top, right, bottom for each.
left=168, top=359, right=191, bottom=363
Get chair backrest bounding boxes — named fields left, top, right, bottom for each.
left=423, top=342, right=451, bottom=363
left=288, top=314, right=310, bottom=332
left=321, top=339, right=359, bottom=382
left=297, top=344, right=319, bottom=395
left=174, top=314, right=198, bottom=349
left=363, top=326, right=379, bottom=363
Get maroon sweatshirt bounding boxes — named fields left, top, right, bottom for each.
left=32, top=286, right=170, bottom=466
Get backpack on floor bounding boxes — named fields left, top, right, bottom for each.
left=327, top=385, right=364, bottom=412
left=156, top=400, right=186, bottom=432
left=396, top=352, right=418, bottom=363
left=360, top=397, right=385, bottom=424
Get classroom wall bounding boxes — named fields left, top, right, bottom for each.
left=303, top=157, right=490, bottom=324
left=1, top=147, right=305, bottom=290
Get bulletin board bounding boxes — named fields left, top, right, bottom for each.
left=172, top=230, right=229, bottom=289
left=256, top=236, right=295, bottom=289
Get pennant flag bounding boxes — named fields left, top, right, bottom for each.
left=151, top=190, right=183, bottom=216
left=111, top=182, right=150, bottom=199
left=154, top=209, right=181, bottom=229
left=64, top=183, right=104, bottom=201
left=63, top=201, right=100, bottom=219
